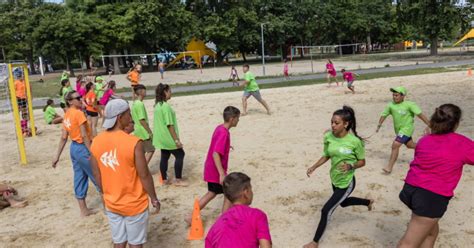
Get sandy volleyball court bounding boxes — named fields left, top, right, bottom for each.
left=0, top=71, right=473, bottom=247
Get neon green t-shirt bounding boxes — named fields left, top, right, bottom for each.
left=43, top=105, right=57, bottom=124
left=61, top=86, right=73, bottom=104
left=323, top=132, right=365, bottom=188
left=60, top=72, right=69, bottom=81
left=381, top=101, right=422, bottom=137
left=94, top=82, right=105, bottom=100
left=153, top=101, right=179, bottom=150
left=243, top=71, right=260, bottom=92
left=131, top=100, right=150, bottom=140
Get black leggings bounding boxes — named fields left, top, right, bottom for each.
left=313, top=178, right=370, bottom=242
left=160, top=149, right=185, bottom=180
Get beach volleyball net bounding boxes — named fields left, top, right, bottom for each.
left=0, top=63, right=35, bottom=164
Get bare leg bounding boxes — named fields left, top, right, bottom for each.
left=256, top=98, right=271, bottom=115
left=349, top=86, right=355, bottom=94
left=241, top=96, right=249, bottom=115
left=185, top=191, right=217, bottom=224
left=383, top=140, right=403, bottom=174
left=303, top=241, right=319, bottom=248
left=420, top=222, right=439, bottom=248
left=398, top=214, right=439, bottom=248
left=145, top=151, right=154, bottom=166
left=77, top=198, right=96, bottom=217
left=326, top=74, right=331, bottom=86
left=2, top=192, right=27, bottom=208
left=91, top=116, right=98, bottom=137
left=114, top=242, right=127, bottom=248
left=129, top=244, right=143, bottom=248
left=52, top=116, right=63, bottom=124
left=406, top=139, right=416, bottom=149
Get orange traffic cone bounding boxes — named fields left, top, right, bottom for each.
left=467, top=68, right=472, bottom=76
left=187, top=198, right=204, bottom=240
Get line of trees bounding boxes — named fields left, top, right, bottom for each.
left=0, top=0, right=471, bottom=75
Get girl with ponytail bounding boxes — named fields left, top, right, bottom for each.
left=398, top=104, right=473, bottom=247
left=304, top=105, right=373, bottom=248
left=152, top=83, right=188, bottom=186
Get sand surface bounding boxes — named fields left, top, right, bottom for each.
left=1, top=71, right=473, bottom=247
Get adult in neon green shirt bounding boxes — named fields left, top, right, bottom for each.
left=43, top=99, right=63, bottom=124
left=153, top=83, right=187, bottom=186
left=376, top=86, right=430, bottom=174
left=131, top=84, right=155, bottom=165
left=305, top=106, right=373, bottom=248
left=59, top=79, right=73, bottom=112
left=238, top=64, right=271, bottom=115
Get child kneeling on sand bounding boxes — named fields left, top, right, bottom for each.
left=205, top=172, right=272, bottom=248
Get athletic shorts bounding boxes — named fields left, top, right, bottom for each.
left=17, top=98, right=27, bottom=107
left=243, top=90, right=263, bottom=101
left=60, top=102, right=66, bottom=109
left=106, top=209, right=149, bottom=245
left=399, top=183, right=451, bottom=218
left=395, top=134, right=412, bottom=144
left=208, top=182, right=224, bottom=194
left=347, top=81, right=354, bottom=87
left=86, top=110, right=98, bottom=117
left=142, top=139, right=155, bottom=153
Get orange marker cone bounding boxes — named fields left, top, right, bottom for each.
left=187, top=198, right=204, bottom=240
left=467, top=68, right=472, bottom=76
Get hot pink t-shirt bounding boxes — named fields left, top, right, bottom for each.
left=76, top=80, right=86, bottom=96
left=343, top=71, right=354, bottom=81
left=326, top=63, right=336, bottom=76
left=405, top=133, right=474, bottom=197
left=99, top=89, right=114, bottom=105
left=204, top=125, right=230, bottom=183
left=283, top=64, right=288, bottom=72
left=205, top=204, right=272, bottom=248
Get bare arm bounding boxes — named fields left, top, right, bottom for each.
left=339, top=159, right=366, bottom=173
left=239, top=80, right=250, bottom=87
left=80, top=124, right=91, bottom=151
left=376, top=116, right=386, bottom=132
left=417, top=113, right=430, bottom=127
left=89, top=155, right=103, bottom=193
left=212, top=152, right=226, bottom=184
left=52, top=128, right=68, bottom=168
left=306, top=156, right=330, bottom=177
left=139, top=119, right=153, bottom=136
left=135, top=141, right=160, bottom=212
left=167, top=125, right=182, bottom=148
left=259, top=239, right=272, bottom=248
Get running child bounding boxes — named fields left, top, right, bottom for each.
left=229, top=65, right=239, bottom=86
left=98, top=81, right=119, bottom=124
left=240, top=64, right=271, bottom=116
left=325, top=59, right=339, bottom=87
left=127, top=64, right=142, bottom=99
left=84, top=82, right=99, bottom=137
left=43, top=99, right=63, bottom=124
left=376, top=87, right=430, bottom=174
left=158, top=61, right=165, bottom=80
left=205, top=172, right=272, bottom=248
left=398, top=104, right=473, bottom=248
left=304, top=106, right=373, bottom=248
left=186, top=106, right=240, bottom=224
left=131, top=84, right=155, bottom=165
left=341, top=69, right=358, bottom=94
left=283, top=59, right=289, bottom=80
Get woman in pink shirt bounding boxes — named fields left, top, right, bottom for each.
left=398, top=104, right=473, bottom=248
left=325, top=59, right=339, bottom=87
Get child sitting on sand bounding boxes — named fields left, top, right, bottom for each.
left=43, top=99, right=63, bottom=125
left=186, top=106, right=240, bottom=224
left=205, top=172, right=272, bottom=248
left=0, top=183, right=28, bottom=209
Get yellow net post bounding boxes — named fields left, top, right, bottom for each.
left=7, top=64, right=27, bottom=164
left=22, top=64, right=36, bottom=137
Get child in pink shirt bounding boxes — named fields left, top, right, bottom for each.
left=341, top=69, right=358, bottom=94
left=283, top=59, right=289, bottom=79
left=186, top=106, right=241, bottom=224
left=325, top=59, right=339, bottom=87
left=99, top=80, right=118, bottom=106
left=398, top=104, right=473, bottom=248
left=205, top=172, right=272, bottom=248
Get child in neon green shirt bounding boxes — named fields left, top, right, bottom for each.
left=239, top=64, right=271, bottom=116
left=305, top=106, right=373, bottom=248
left=376, top=86, right=430, bottom=174
left=43, top=99, right=63, bottom=124
left=131, top=84, right=155, bottom=165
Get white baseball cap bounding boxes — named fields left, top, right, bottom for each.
left=103, top=99, right=129, bottom=129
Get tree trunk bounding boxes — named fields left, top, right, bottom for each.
left=366, top=35, right=372, bottom=54
left=146, top=55, right=154, bottom=71
left=430, top=36, right=438, bottom=56
left=242, top=52, right=247, bottom=62
left=85, top=55, right=90, bottom=70
left=27, top=54, right=36, bottom=75
left=111, top=49, right=121, bottom=74
left=65, top=55, right=75, bottom=77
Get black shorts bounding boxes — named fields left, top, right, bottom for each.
left=60, top=102, right=66, bottom=109
left=395, top=134, right=412, bottom=144
left=399, top=183, right=451, bottom=218
left=208, top=182, right=223, bottom=194
left=86, top=110, right=98, bottom=117
left=17, top=98, right=27, bottom=107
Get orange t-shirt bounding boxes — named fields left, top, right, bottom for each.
left=63, top=107, right=91, bottom=143
left=84, top=91, right=98, bottom=112
left=90, top=130, right=148, bottom=216
left=15, top=79, right=26, bottom=99
left=128, top=70, right=140, bottom=85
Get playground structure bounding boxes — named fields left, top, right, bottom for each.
left=0, top=63, right=36, bottom=164
left=166, top=38, right=217, bottom=69
left=454, top=28, right=474, bottom=46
